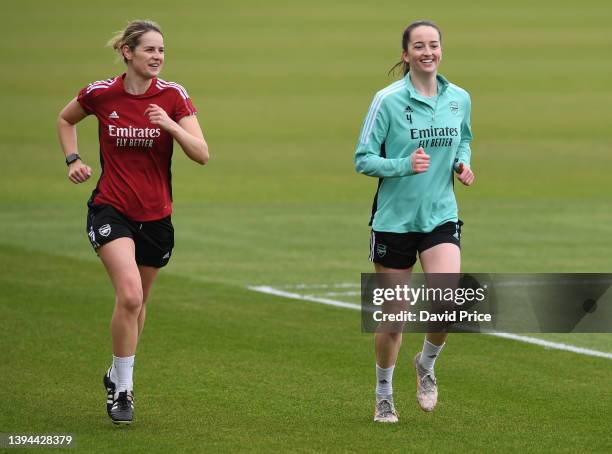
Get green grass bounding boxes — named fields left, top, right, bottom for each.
left=2, top=245, right=611, bottom=452
left=1, top=0, right=612, bottom=451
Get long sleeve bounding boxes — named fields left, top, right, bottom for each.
left=454, top=93, right=472, bottom=169
left=354, top=95, right=415, bottom=178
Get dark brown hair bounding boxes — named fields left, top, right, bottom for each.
left=108, top=20, right=163, bottom=64
left=389, top=20, right=442, bottom=77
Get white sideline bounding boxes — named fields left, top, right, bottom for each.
left=485, top=332, right=612, bottom=360
left=247, top=285, right=612, bottom=360
left=248, top=286, right=361, bottom=311
left=277, top=283, right=359, bottom=289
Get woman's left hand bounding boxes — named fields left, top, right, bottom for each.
left=144, top=104, right=177, bottom=132
left=456, top=163, right=475, bottom=186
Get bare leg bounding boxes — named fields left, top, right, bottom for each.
left=136, top=265, right=159, bottom=338
left=374, top=263, right=412, bottom=367
left=419, top=243, right=461, bottom=345
left=98, top=238, right=144, bottom=357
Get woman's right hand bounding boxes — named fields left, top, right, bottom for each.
left=68, top=160, right=92, bottom=184
left=411, top=147, right=430, bottom=173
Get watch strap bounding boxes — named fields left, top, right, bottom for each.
left=65, top=153, right=81, bottom=166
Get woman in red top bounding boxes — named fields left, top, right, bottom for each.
left=57, top=20, right=209, bottom=425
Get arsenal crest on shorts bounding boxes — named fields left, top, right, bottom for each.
left=98, top=224, right=112, bottom=237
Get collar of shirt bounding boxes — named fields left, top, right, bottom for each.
left=118, top=73, right=161, bottom=99
left=404, top=73, right=449, bottom=107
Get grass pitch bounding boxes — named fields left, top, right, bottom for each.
left=1, top=0, right=611, bottom=452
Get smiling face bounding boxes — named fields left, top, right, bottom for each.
left=402, top=25, right=442, bottom=76
left=122, top=31, right=164, bottom=79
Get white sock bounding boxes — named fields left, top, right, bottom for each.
left=418, top=339, right=444, bottom=373
left=375, top=364, right=395, bottom=401
left=112, top=355, right=134, bottom=392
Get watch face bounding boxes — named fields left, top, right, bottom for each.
left=66, top=154, right=80, bottom=165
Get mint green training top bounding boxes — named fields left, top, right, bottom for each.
left=354, top=73, right=472, bottom=233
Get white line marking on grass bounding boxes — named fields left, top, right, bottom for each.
left=320, top=291, right=361, bottom=297
left=277, top=283, right=360, bottom=289
left=485, top=332, right=612, bottom=360
left=248, top=286, right=361, bottom=310
left=248, top=285, right=612, bottom=360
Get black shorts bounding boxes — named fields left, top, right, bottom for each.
left=369, top=221, right=463, bottom=270
left=86, top=204, right=174, bottom=268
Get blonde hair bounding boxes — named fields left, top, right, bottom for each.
left=107, top=20, right=163, bottom=63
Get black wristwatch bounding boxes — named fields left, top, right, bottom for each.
left=65, top=153, right=81, bottom=166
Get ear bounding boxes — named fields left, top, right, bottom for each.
left=121, top=44, right=132, bottom=62
left=401, top=50, right=409, bottom=63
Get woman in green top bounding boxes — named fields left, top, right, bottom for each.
left=354, top=20, right=475, bottom=423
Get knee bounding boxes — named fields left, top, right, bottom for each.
left=377, top=331, right=403, bottom=343
left=388, top=332, right=402, bottom=343
left=116, top=287, right=144, bottom=313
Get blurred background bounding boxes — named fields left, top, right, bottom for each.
left=1, top=0, right=610, bottom=450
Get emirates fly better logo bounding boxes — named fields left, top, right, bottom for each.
left=108, top=125, right=161, bottom=148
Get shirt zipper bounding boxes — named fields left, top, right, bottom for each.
left=432, top=95, right=439, bottom=121
left=432, top=81, right=444, bottom=121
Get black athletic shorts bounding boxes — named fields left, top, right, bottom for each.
left=86, top=204, right=174, bottom=268
left=369, top=220, right=463, bottom=270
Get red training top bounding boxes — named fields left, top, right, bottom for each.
left=77, top=74, right=197, bottom=221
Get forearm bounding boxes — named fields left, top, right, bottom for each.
left=57, top=106, right=92, bottom=184
left=355, top=152, right=414, bottom=178
left=57, top=117, right=79, bottom=158
left=454, top=144, right=471, bottom=169
left=57, top=98, right=87, bottom=160
left=169, top=122, right=209, bottom=165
